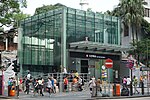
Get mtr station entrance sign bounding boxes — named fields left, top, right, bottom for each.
left=105, top=58, right=113, bottom=68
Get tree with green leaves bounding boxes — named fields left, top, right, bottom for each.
left=0, top=0, right=30, bottom=42
left=0, top=0, right=27, bottom=32
left=130, top=38, right=150, bottom=66
left=34, top=3, right=65, bottom=15
left=141, top=19, right=150, bottom=37
left=118, top=0, right=147, bottom=43
left=106, top=0, right=150, bottom=64
left=106, top=0, right=147, bottom=42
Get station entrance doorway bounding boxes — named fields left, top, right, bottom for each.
left=81, top=60, right=88, bottom=73
left=68, top=51, right=121, bottom=82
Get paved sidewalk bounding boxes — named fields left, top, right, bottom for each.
left=0, top=90, right=91, bottom=100
left=1, top=89, right=150, bottom=100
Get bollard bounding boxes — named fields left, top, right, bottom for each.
left=130, top=82, right=133, bottom=96
left=8, top=86, right=11, bottom=96
left=141, top=82, right=144, bottom=95
left=113, top=83, right=116, bottom=96
left=95, top=84, right=97, bottom=96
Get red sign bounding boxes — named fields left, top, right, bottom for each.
left=105, top=58, right=113, bottom=68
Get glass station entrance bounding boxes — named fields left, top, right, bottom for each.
left=68, top=51, right=121, bottom=82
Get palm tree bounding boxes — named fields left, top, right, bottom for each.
left=112, top=0, right=147, bottom=44
left=134, top=0, right=147, bottom=41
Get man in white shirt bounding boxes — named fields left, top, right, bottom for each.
left=127, top=76, right=131, bottom=87
left=27, top=72, right=31, bottom=80
left=47, top=78, right=52, bottom=96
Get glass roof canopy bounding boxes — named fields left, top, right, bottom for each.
left=69, top=41, right=129, bottom=52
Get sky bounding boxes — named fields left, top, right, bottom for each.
left=22, top=0, right=119, bottom=15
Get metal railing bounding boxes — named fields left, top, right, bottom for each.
left=31, top=73, right=90, bottom=92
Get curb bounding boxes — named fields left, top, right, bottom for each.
left=93, top=95, right=150, bottom=99
left=0, top=96, right=19, bottom=99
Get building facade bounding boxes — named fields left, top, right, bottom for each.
left=144, top=0, right=150, bottom=23
left=0, top=29, right=18, bottom=67
left=19, top=7, right=128, bottom=82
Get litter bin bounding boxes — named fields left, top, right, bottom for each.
left=9, top=86, right=16, bottom=96
left=113, top=84, right=120, bottom=96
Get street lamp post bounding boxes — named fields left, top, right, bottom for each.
left=147, top=40, right=149, bottom=94
left=2, top=68, right=4, bottom=95
left=0, top=65, right=4, bottom=96
left=128, top=59, right=134, bottom=96
left=130, top=68, right=133, bottom=96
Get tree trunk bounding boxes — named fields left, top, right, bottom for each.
left=135, top=24, right=139, bottom=42
left=131, top=22, right=135, bottom=45
left=131, top=22, right=136, bottom=58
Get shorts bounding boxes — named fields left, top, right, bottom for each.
left=46, top=87, right=52, bottom=93
left=64, top=85, right=67, bottom=90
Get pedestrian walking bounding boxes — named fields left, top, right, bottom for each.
left=77, top=76, right=83, bottom=91
left=133, top=75, right=139, bottom=94
left=72, top=76, right=78, bottom=91
left=88, top=76, right=96, bottom=96
left=127, top=76, right=131, bottom=87
left=24, top=77, right=30, bottom=94
left=139, top=75, right=143, bottom=88
left=24, top=71, right=32, bottom=94
left=53, top=77, right=57, bottom=93
left=96, top=78, right=102, bottom=93
left=38, top=77, right=44, bottom=96
left=51, top=77, right=56, bottom=93
left=33, top=79, right=39, bottom=96
left=46, top=77, right=52, bottom=97
left=63, top=75, right=69, bottom=92
left=122, top=76, right=127, bottom=88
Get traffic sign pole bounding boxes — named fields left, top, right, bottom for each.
left=108, top=68, right=110, bottom=96
left=105, top=58, right=113, bottom=96
left=127, top=59, right=134, bottom=96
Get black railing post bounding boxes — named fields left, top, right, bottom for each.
left=141, top=81, right=144, bottom=95
left=113, top=83, right=116, bottom=96
left=130, top=69, right=133, bottom=96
